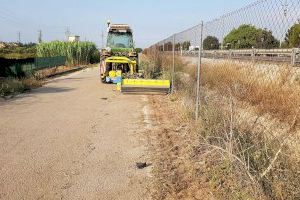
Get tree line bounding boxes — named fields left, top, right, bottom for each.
left=159, top=22, right=300, bottom=51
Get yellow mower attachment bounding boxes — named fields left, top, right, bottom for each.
left=121, top=79, right=170, bottom=94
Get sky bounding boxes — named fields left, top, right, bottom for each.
left=0, top=0, right=253, bottom=48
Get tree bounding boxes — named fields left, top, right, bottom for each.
left=158, top=45, right=163, bottom=51
left=284, top=23, right=300, bottom=48
left=175, top=43, right=181, bottom=51
left=203, top=36, right=220, bottom=50
left=257, top=29, right=280, bottom=49
left=165, top=42, right=173, bottom=51
left=135, top=48, right=143, bottom=53
left=223, top=24, right=279, bottom=49
left=182, top=41, right=191, bottom=51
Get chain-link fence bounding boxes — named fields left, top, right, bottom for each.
left=148, top=0, right=300, bottom=199
left=152, top=0, right=300, bottom=117
left=35, top=56, right=66, bottom=70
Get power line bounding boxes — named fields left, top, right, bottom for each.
left=0, top=8, right=24, bottom=25
left=0, top=14, right=24, bottom=27
left=0, top=7, right=67, bottom=31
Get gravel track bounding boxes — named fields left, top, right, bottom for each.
left=0, top=68, right=149, bottom=200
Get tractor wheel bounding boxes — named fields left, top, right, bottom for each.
left=101, top=75, right=106, bottom=83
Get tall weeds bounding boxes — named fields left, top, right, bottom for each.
left=37, top=41, right=99, bottom=66
left=144, top=49, right=300, bottom=199
left=201, top=61, right=300, bottom=126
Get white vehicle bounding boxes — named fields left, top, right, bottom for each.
left=189, top=46, right=200, bottom=51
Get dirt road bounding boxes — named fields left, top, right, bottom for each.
left=0, top=68, right=149, bottom=200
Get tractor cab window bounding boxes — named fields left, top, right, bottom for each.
left=107, top=32, right=134, bottom=48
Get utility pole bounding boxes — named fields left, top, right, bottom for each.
left=101, top=30, right=104, bottom=49
left=195, top=21, right=204, bottom=120
left=171, top=34, right=176, bottom=93
left=280, top=0, right=288, bottom=17
left=65, top=27, right=71, bottom=41
left=38, top=30, right=42, bottom=43
left=17, top=31, right=21, bottom=44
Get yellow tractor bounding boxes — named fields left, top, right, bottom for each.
left=100, top=22, right=170, bottom=94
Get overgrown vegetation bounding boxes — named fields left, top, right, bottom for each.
left=37, top=41, right=99, bottom=66
left=135, top=48, right=143, bottom=53
left=0, top=77, right=42, bottom=98
left=0, top=65, right=85, bottom=98
left=0, top=41, right=99, bottom=98
left=144, top=49, right=300, bottom=199
left=0, top=42, right=36, bottom=59
left=202, top=61, right=300, bottom=124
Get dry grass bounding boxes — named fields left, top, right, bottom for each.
left=201, top=61, right=300, bottom=126
left=144, top=50, right=300, bottom=199
left=147, top=96, right=214, bottom=200
left=198, top=61, right=300, bottom=199
left=0, top=77, right=43, bottom=97
left=142, top=50, right=186, bottom=80
left=34, top=65, right=75, bottom=79
left=197, top=98, right=300, bottom=199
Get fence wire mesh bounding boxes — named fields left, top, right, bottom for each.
left=156, top=0, right=300, bottom=51
left=35, top=56, right=66, bottom=69
left=147, top=0, right=300, bottom=199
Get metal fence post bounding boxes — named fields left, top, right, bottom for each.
left=171, top=34, right=176, bottom=93
left=195, top=21, right=204, bottom=120
left=252, top=48, right=256, bottom=63
left=291, top=48, right=296, bottom=66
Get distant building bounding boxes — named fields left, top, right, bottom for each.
left=68, top=35, right=80, bottom=42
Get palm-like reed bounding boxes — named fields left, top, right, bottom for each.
left=37, top=41, right=98, bottom=66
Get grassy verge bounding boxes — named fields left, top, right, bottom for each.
left=144, top=50, right=300, bottom=199
left=0, top=77, right=43, bottom=98
left=0, top=64, right=91, bottom=98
